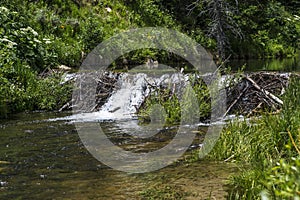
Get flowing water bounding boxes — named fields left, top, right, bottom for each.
left=64, top=71, right=188, bottom=122
left=0, top=112, right=238, bottom=199
left=2, top=56, right=299, bottom=199
left=0, top=68, right=240, bottom=199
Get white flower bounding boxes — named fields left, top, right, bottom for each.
left=21, top=27, right=39, bottom=36
left=105, top=7, right=112, bottom=13
left=43, top=38, right=52, bottom=44
left=0, top=6, right=9, bottom=13
left=33, top=38, right=41, bottom=43
left=0, top=38, right=17, bottom=48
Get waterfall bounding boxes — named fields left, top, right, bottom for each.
left=54, top=72, right=187, bottom=122
left=97, top=73, right=150, bottom=120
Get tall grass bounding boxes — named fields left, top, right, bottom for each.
left=207, top=76, right=300, bottom=199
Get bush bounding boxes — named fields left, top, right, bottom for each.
left=32, top=74, right=73, bottom=110
left=138, top=74, right=210, bottom=124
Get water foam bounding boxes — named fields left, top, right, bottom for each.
left=51, top=72, right=186, bottom=122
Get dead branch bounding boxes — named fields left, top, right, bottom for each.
left=245, top=76, right=283, bottom=105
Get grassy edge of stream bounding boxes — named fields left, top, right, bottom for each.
left=137, top=75, right=300, bottom=199
left=1, top=0, right=300, bottom=199
left=205, top=77, right=300, bottom=199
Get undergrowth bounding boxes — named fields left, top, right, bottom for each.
left=138, top=74, right=211, bottom=124
left=207, top=77, right=300, bottom=199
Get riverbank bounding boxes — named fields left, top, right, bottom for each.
left=207, top=76, right=300, bottom=199
left=1, top=74, right=300, bottom=199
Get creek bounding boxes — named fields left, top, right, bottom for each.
left=1, top=56, right=300, bottom=199
left=0, top=112, right=237, bottom=199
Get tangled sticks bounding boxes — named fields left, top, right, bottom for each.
left=62, top=71, right=295, bottom=118
left=226, top=72, right=291, bottom=116
left=61, top=71, right=119, bottom=112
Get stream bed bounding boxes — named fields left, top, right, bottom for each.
left=0, top=112, right=238, bottom=199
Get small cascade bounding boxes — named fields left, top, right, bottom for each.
left=56, top=72, right=187, bottom=122
left=97, top=73, right=150, bottom=120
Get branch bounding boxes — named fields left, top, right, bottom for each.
left=287, top=130, right=300, bottom=155
left=223, top=81, right=248, bottom=117
left=186, top=0, right=200, bottom=15
left=245, top=76, right=283, bottom=105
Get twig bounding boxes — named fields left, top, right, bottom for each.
left=59, top=100, right=73, bottom=112
left=245, top=76, right=283, bottom=105
left=213, top=54, right=231, bottom=75
left=223, top=81, right=248, bottom=117
left=224, top=154, right=235, bottom=162
left=144, top=78, right=156, bottom=89
left=287, top=130, right=300, bottom=155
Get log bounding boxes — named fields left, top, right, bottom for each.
left=245, top=76, right=283, bottom=105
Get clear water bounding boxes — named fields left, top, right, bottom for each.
left=0, top=112, right=237, bottom=199
left=230, top=54, right=300, bottom=72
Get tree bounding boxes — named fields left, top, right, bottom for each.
left=187, top=0, right=242, bottom=61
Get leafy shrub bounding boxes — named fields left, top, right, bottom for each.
left=0, top=6, right=58, bottom=71
left=264, top=157, right=300, bottom=199
left=31, top=74, right=72, bottom=110
left=138, top=75, right=210, bottom=124
left=139, top=87, right=181, bottom=124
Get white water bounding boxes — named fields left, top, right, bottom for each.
left=52, top=72, right=187, bottom=122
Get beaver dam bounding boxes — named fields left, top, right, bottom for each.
left=60, top=71, right=298, bottom=121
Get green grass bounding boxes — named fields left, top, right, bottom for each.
left=138, top=74, right=211, bottom=124
left=206, top=77, right=300, bottom=199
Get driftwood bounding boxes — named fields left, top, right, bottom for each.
left=223, top=82, right=248, bottom=117
left=245, top=76, right=283, bottom=105
left=59, top=100, right=73, bottom=112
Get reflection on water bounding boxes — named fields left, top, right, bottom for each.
left=230, top=54, right=300, bottom=72
left=0, top=112, right=237, bottom=199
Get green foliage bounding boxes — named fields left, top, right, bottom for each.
left=0, top=6, right=72, bottom=118
left=264, top=157, right=300, bottom=199
left=29, top=74, right=73, bottom=110
left=208, top=77, right=300, bottom=198
left=0, top=6, right=57, bottom=71
left=125, top=0, right=178, bottom=28
left=189, top=74, right=211, bottom=120
left=226, top=169, right=265, bottom=200
left=139, top=87, right=181, bottom=124
left=231, top=1, right=300, bottom=58
left=0, top=66, right=71, bottom=118
left=138, top=76, right=210, bottom=124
